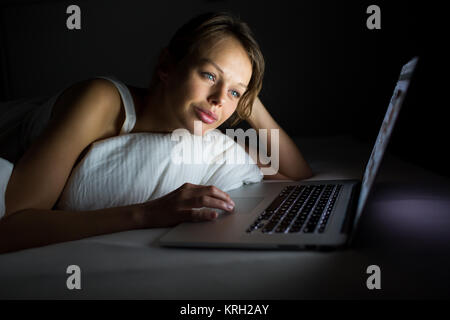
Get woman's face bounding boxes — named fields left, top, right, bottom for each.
left=163, top=36, right=253, bottom=135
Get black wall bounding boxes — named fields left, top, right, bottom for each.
left=0, top=0, right=447, bottom=177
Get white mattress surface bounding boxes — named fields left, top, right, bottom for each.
left=1, top=135, right=449, bottom=299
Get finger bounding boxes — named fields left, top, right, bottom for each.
left=193, top=185, right=234, bottom=206
left=182, top=183, right=235, bottom=207
left=190, top=208, right=219, bottom=222
left=185, top=195, right=234, bottom=212
left=173, top=208, right=217, bottom=224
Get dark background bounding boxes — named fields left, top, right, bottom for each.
left=0, top=0, right=447, bottom=177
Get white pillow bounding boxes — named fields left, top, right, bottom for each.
left=56, top=130, right=263, bottom=211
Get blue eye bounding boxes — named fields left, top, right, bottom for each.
left=202, top=72, right=215, bottom=81
left=230, top=90, right=241, bottom=98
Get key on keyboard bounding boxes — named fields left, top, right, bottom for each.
left=246, top=184, right=342, bottom=234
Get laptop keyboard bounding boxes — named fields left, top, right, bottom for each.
left=246, top=184, right=342, bottom=234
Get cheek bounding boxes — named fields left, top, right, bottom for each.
left=189, top=83, right=208, bottom=101
left=220, top=104, right=238, bottom=123
left=177, top=76, right=209, bottom=106
left=225, top=105, right=237, bottom=117
left=168, top=70, right=195, bottom=99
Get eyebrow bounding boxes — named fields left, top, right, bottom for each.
left=200, top=58, right=248, bottom=90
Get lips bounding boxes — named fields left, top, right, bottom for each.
left=194, top=106, right=218, bottom=124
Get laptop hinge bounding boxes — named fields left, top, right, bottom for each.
left=340, top=181, right=361, bottom=236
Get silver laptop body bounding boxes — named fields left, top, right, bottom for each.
left=159, top=57, right=418, bottom=250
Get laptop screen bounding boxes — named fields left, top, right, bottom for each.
left=352, top=57, right=419, bottom=232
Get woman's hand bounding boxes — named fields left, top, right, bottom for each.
left=138, top=183, right=235, bottom=228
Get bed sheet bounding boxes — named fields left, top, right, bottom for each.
left=1, top=135, right=449, bottom=299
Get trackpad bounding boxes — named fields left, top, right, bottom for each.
left=234, top=197, right=265, bottom=214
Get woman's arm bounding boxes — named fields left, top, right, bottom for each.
left=246, top=97, right=313, bottom=180
left=0, top=205, right=142, bottom=253
left=0, top=183, right=234, bottom=254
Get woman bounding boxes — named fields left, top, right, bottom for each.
left=0, top=12, right=312, bottom=253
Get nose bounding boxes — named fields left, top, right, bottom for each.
left=207, top=84, right=227, bottom=107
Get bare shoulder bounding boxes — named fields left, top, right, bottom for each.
left=50, top=77, right=124, bottom=140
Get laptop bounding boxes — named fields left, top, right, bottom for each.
left=159, top=57, right=419, bottom=250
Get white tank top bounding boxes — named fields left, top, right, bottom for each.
left=94, top=76, right=137, bottom=134
left=0, top=75, right=137, bottom=164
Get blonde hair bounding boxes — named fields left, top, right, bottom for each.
left=153, top=12, right=265, bottom=126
